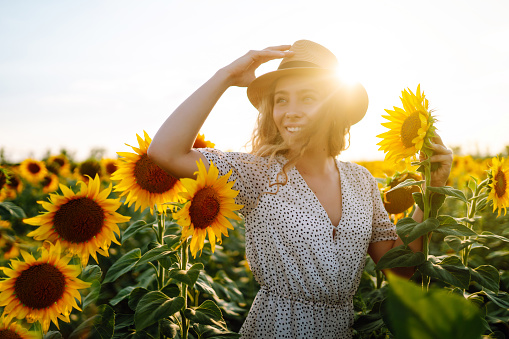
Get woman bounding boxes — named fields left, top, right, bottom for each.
left=148, top=40, right=453, bottom=338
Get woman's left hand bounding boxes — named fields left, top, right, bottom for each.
left=419, top=133, right=453, bottom=187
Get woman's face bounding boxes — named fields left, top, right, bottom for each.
left=273, top=73, right=330, bottom=150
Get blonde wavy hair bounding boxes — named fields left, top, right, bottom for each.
left=248, top=75, right=352, bottom=195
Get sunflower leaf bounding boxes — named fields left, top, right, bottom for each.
left=469, top=265, right=500, bottom=294
left=444, top=236, right=480, bottom=252
left=426, top=186, right=468, bottom=203
left=128, top=287, right=150, bottom=311
left=191, top=324, right=241, bottom=338
left=375, top=245, right=425, bottom=270
left=134, top=291, right=185, bottom=331
left=103, top=248, right=141, bottom=283
left=434, top=216, right=477, bottom=237
left=136, top=244, right=178, bottom=267
left=122, top=220, right=154, bottom=244
left=417, top=256, right=470, bottom=289
left=68, top=304, right=115, bottom=339
left=0, top=201, right=26, bottom=219
left=82, top=280, right=101, bottom=310
left=387, top=179, right=425, bottom=193
left=109, top=286, right=136, bottom=306
left=184, top=300, right=227, bottom=329
left=169, top=263, right=204, bottom=288
left=396, top=217, right=440, bottom=246
left=384, top=274, right=484, bottom=339
left=412, top=192, right=424, bottom=211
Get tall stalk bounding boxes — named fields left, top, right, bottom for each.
left=421, top=161, right=432, bottom=291
left=156, top=207, right=166, bottom=339
left=461, top=179, right=488, bottom=267
left=179, top=238, right=189, bottom=339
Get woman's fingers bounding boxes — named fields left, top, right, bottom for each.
left=262, top=44, right=292, bottom=51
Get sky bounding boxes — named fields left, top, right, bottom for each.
left=1, top=0, right=508, bottom=163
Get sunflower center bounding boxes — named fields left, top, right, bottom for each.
left=106, top=162, right=117, bottom=175
left=28, top=162, right=41, bottom=174
left=495, top=170, right=507, bottom=198
left=53, top=157, right=65, bottom=167
left=41, top=175, right=52, bottom=188
left=14, top=263, right=66, bottom=309
left=400, top=112, right=422, bottom=148
left=0, top=171, right=7, bottom=190
left=0, top=329, right=23, bottom=339
left=79, top=160, right=102, bottom=179
left=134, top=154, right=177, bottom=193
left=53, top=197, right=105, bottom=243
left=189, top=187, right=221, bottom=229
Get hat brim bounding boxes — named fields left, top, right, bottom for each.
left=246, top=67, right=368, bottom=125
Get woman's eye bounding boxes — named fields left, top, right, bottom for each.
left=303, top=96, right=315, bottom=102
left=275, top=97, right=287, bottom=104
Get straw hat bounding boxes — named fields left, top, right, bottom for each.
left=246, top=40, right=368, bottom=125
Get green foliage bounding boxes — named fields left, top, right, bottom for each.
left=384, top=274, right=484, bottom=339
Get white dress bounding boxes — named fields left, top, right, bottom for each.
left=197, top=149, right=397, bottom=339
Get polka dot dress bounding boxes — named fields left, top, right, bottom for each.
left=197, top=148, right=397, bottom=339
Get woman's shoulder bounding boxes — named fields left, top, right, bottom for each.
left=338, top=160, right=375, bottom=181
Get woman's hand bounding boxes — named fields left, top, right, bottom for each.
left=419, top=133, right=453, bottom=187
left=221, top=45, right=294, bottom=88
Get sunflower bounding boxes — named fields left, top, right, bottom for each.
left=46, top=154, right=71, bottom=177
left=40, top=174, right=59, bottom=194
left=101, top=158, right=118, bottom=178
left=24, top=174, right=130, bottom=266
left=0, top=167, right=9, bottom=192
left=75, top=159, right=102, bottom=182
left=377, top=84, right=436, bottom=163
left=4, top=169, right=24, bottom=199
left=0, top=235, right=20, bottom=260
left=0, top=241, right=91, bottom=333
left=487, top=156, right=509, bottom=217
left=0, top=316, right=39, bottom=339
left=19, top=159, right=48, bottom=185
left=174, top=159, right=243, bottom=258
left=382, top=171, right=421, bottom=215
left=193, top=133, right=215, bottom=148
left=111, top=131, right=185, bottom=214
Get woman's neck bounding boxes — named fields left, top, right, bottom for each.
left=292, top=148, right=336, bottom=176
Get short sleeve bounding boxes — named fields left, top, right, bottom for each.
left=368, top=171, right=398, bottom=243
left=195, top=148, right=263, bottom=216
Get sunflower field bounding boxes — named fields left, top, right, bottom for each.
left=1, top=87, right=509, bottom=338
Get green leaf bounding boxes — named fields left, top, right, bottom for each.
left=103, top=248, right=141, bottom=283
left=185, top=300, right=226, bottom=329
left=397, top=217, right=440, bottom=246
left=80, top=265, right=102, bottom=283
left=482, top=290, right=509, bottom=309
left=134, top=291, right=185, bottom=331
left=110, top=286, right=136, bottom=306
left=444, top=236, right=483, bottom=252
left=426, top=186, right=467, bottom=203
left=169, top=263, right=204, bottom=288
left=195, top=271, right=217, bottom=297
left=126, top=330, right=155, bottom=339
left=375, top=245, right=425, bottom=270
left=160, top=319, right=180, bottom=338
left=387, top=179, right=425, bottom=193
left=68, top=304, right=115, bottom=339
left=136, top=245, right=177, bottom=267
left=115, top=313, right=135, bottom=330
left=128, top=287, right=149, bottom=311
left=122, top=220, right=154, bottom=244
left=434, top=216, right=477, bottom=237
left=191, top=324, right=241, bottom=338
left=164, top=234, right=182, bottom=249
left=418, top=256, right=470, bottom=289
left=385, top=274, right=484, bottom=339
left=429, top=192, right=446, bottom=218
left=469, top=265, right=500, bottom=294
left=0, top=201, right=26, bottom=219
left=43, top=331, right=63, bottom=339
left=161, top=283, right=181, bottom=298
left=82, top=280, right=101, bottom=309
left=476, top=197, right=488, bottom=211
left=477, top=232, right=509, bottom=243
left=412, top=192, right=424, bottom=211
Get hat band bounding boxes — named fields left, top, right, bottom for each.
left=278, top=61, right=320, bottom=70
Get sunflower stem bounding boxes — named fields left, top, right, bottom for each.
left=156, top=209, right=166, bottom=339
left=422, top=160, right=432, bottom=291
left=461, top=180, right=487, bottom=267
left=180, top=238, right=189, bottom=339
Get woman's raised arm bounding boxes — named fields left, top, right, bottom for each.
left=147, top=45, right=294, bottom=179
